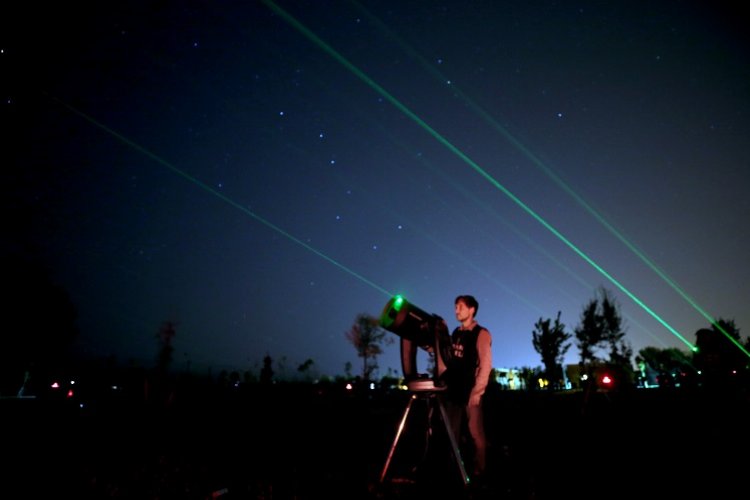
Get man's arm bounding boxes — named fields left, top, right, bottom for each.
left=469, top=329, right=492, bottom=406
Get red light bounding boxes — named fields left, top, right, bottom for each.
left=67, top=390, right=74, bottom=398
left=601, top=374, right=613, bottom=385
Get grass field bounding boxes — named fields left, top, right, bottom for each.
left=4, top=382, right=748, bottom=499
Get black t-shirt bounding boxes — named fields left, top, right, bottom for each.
left=445, top=324, right=483, bottom=404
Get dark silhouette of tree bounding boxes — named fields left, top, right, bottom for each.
left=155, top=321, right=177, bottom=373
left=694, top=318, right=747, bottom=390
left=276, top=355, right=290, bottom=380
left=532, top=311, right=572, bottom=390
left=260, top=353, right=274, bottom=384
left=345, top=312, right=393, bottom=381
left=574, top=287, right=634, bottom=392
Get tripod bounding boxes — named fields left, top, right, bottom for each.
left=379, top=379, right=469, bottom=488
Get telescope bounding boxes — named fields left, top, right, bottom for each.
left=379, top=295, right=452, bottom=390
left=377, top=295, right=469, bottom=487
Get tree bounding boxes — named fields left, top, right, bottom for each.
left=297, top=358, right=317, bottom=382
left=532, top=311, right=572, bottom=390
left=345, top=313, right=393, bottom=381
left=146, top=321, right=178, bottom=407
left=694, top=318, right=746, bottom=390
left=517, top=366, right=542, bottom=391
left=155, top=321, right=177, bottom=373
left=574, top=287, right=634, bottom=389
left=575, top=299, right=603, bottom=368
left=260, top=354, right=274, bottom=385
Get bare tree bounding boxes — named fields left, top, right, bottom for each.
left=297, top=358, right=316, bottom=382
left=636, top=346, right=693, bottom=388
left=575, top=298, right=605, bottom=368
left=260, top=354, right=274, bottom=385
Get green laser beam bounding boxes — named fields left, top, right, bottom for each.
left=42, top=91, right=394, bottom=300
left=314, top=123, right=671, bottom=350
left=262, top=0, right=696, bottom=350
left=346, top=0, right=749, bottom=357
left=293, top=66, right=668, bottom=349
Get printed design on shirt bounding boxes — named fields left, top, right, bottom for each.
left=452, top=341, right=465, bottom=359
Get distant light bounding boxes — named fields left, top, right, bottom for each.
left=345, top=383, right=353, bottom=391
left=369, top=382, right=375, bottom=390
left=601, top=374, right=613, bottom=385
left=67, top=390, right=74, bottom=398
left=51, top=381, right=60, bottom=389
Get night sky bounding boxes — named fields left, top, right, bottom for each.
left=4, top=1, right=749, bottom=379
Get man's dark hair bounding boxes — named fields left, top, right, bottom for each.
left=455, top=295, right=479, bottom=315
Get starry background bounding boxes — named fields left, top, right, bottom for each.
left=3, top=1, right=748, bottom=379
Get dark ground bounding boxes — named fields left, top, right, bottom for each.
left=4, top=382, right=749, bottom=499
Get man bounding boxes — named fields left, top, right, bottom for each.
left=444, top=294, right=492, bottom=481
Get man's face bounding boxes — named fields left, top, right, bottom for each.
left=455, top=300, right=474, bottom=322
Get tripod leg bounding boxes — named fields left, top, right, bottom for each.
left=380, top=393, right=417, bottom=483
left=436, top=397, right=470, bottom=487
